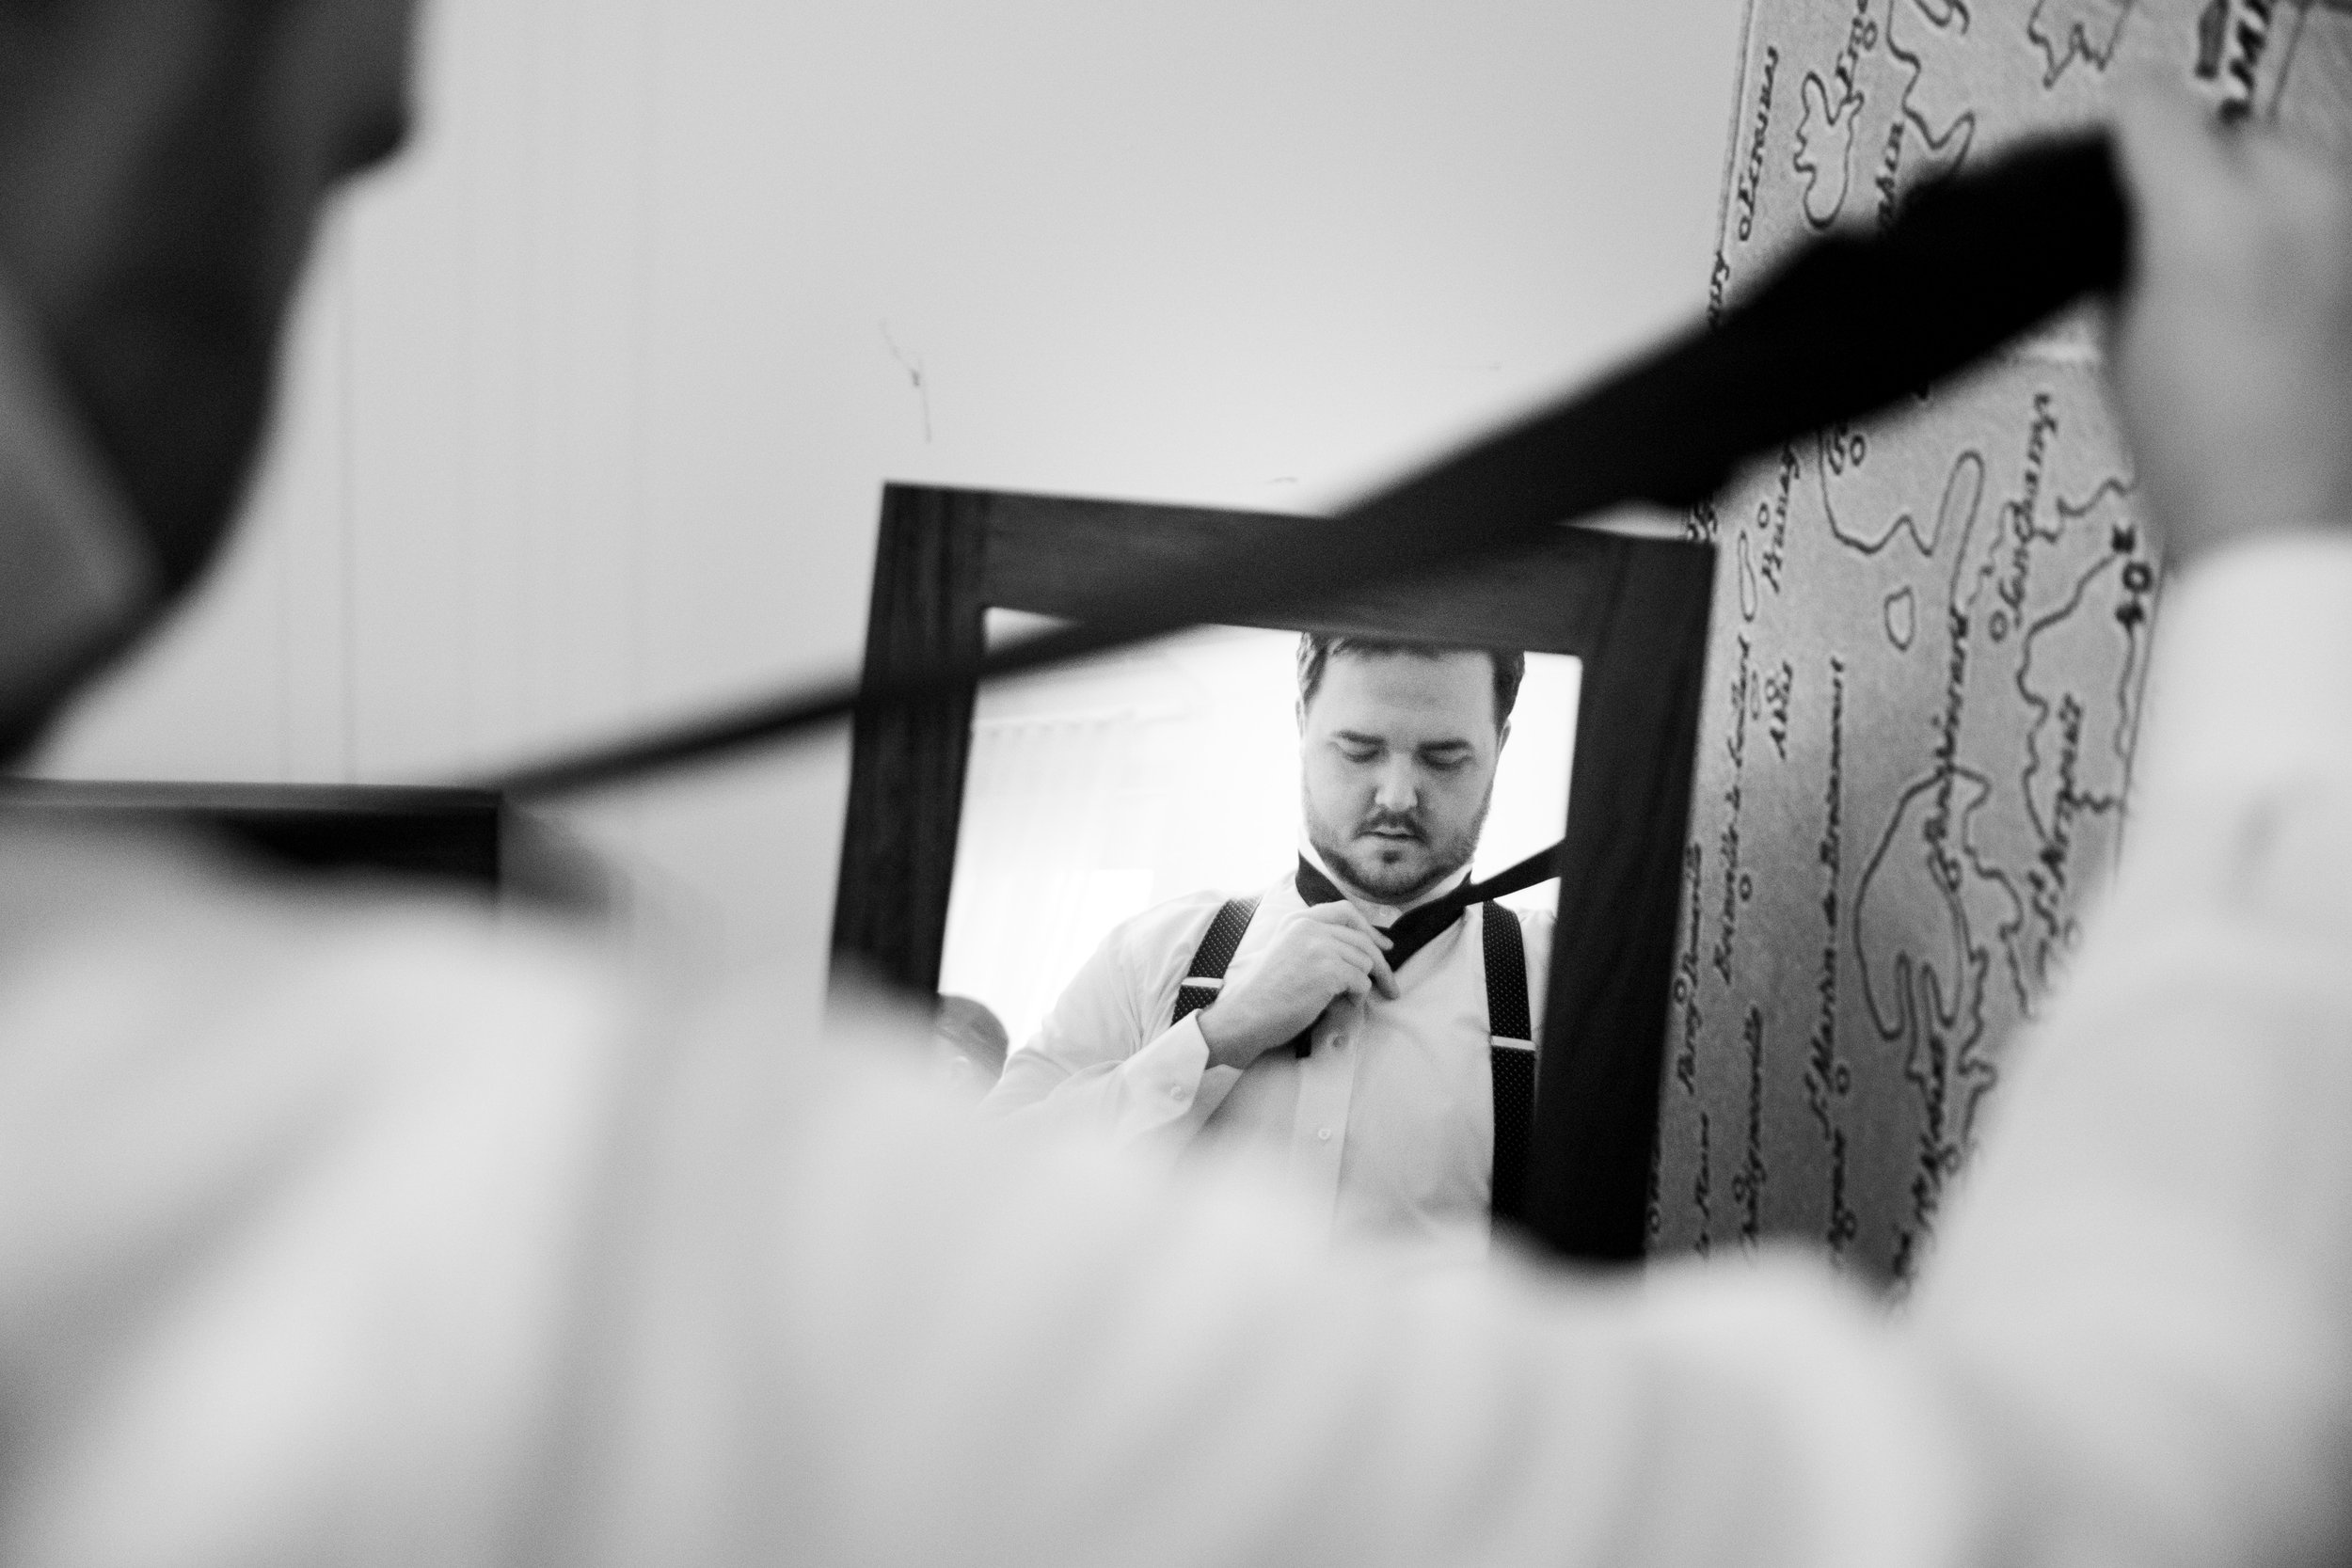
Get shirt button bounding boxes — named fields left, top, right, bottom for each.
left=1329, top=1034, right=1348, bottom=1051
left=1317, top=1127, right=1333, bottom=1142
left=1168, top=1084, right=1185, bottom=1098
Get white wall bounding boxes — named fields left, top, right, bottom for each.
left=34, top=0, right=1749, bottom=1022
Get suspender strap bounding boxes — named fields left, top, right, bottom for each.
left=1172, top=896, right=1260, bottom=1025
left=1484, top=901, right=1535, bottom=1226
left=1179, top=894, right=1534, bottom=1226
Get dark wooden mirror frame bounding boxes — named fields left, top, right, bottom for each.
left=832, top=483, right=1714, bottom=1265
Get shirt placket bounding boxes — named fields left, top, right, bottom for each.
left=1285, top=995, right=1364, bottom=1232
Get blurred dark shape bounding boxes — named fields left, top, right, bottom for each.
left=0, top=779, right=621, bottom=915
left=933, top=992, right=1009, bottom=1086
left=485, top=132, right=2128, bottom=801
left=0, top=779, right=499, bottom=885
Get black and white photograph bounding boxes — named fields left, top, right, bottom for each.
left=3, top=1, right=2351, bottom=1562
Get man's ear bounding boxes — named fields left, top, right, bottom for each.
left=1295, top=697, right=1308, bottom=733
left=1496, top=720, right=1512, bottom=754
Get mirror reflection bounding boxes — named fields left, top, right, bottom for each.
left=943, top=615, right=1579, bottom=1263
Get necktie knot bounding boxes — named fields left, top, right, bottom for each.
left=1295, top=857, right=1479, bottom=973
left=1292, top=842, right=1564, bottom=976
left=1284, top=847, right=1560, bottom=1059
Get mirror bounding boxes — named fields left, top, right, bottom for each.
left=832, top=484, right=1712, bottom=1263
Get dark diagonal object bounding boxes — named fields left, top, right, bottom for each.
left=483, top=133, right=2128, bottom=800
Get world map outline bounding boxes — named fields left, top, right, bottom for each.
left=1654, top=0, right=2352, bottom=1281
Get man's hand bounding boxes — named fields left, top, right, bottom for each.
left=1198, top=903, right=1398, bottom=1071
left=2111, top=87, right=2352, bottom=565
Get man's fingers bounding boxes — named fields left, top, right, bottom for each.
left=1327, top=927, right=1401, bottom=999
left=1293, top=912, right=1386, bottom=970
left=2114, top=81, right=2239, bottom=254
left=2113, top=80, right=2232, bottom=183
left=1292, top=901, right=1402, bottom=998
left=1284, top=902, right=1402, bottom=1000
left=1318, top=928, right=1392, bottom=998
left=1302, top=899, right=1391, bottom=947
left=2106, top=72, right=2352, bottom=562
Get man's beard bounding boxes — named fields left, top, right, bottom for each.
left=1303, top=785, right=1491, bottom=906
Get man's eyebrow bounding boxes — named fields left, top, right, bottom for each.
left=1331, top=729, right=1387, bottom=745
left=1418, top=738, right=1476, bottom=754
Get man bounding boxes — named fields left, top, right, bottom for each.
left=4, top=5, right=2352, bottom=1561
left=986, top=636, right=1552, bottom=1262
left=0, top=0, right=416, bottom=753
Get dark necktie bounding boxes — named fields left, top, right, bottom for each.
left=1286, top=840, right=1563, bottom=1058
left=487, top=138, right=2122, bottom=800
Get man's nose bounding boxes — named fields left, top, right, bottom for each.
left=1373, top=760, right=1419, bottom=813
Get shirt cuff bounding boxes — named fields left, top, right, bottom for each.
left=1117, top=1014, right=1243, bottom=1144
left=2135, top=531, right=2352, bottom=812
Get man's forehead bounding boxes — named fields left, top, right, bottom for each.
left=1309, top=649, right=1495, bottom=731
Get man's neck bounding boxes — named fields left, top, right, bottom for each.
left=1297, top=840, right=1471, bottom=923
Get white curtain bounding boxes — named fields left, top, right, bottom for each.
left=939, top=707, right=1165, bottom=1053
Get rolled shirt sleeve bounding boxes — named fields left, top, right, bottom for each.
left=837, top=533, right=2352, bottom=1566
left=1911, top=532, right=2352, bottom=1566
left=0, top=841, right=1977, bottom=1568
left=981, top=894, right=1246, bottom=1149
left=24, top=536, right=2352, bottom=1566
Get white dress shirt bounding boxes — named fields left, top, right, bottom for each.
left=6, top=534, right=2352, bottom=1566
left=984, top=853, right=1552, bottom=1260
left=1903, top=531, right=2352, bottom=1567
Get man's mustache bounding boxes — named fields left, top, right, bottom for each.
left=1353, top=813, right=1426, bottom=843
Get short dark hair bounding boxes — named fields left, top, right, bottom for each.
left=1295, top=634, right=1525, bottom=731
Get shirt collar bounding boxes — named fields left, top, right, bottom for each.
left=0, top=270, right=155, bottom=745
left=1295, top=836, right=1472, bottom=925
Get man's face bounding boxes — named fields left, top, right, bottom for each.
left=1299, top=650, right=1506, bottom=905
left=0, top=0, right=419, bottom=594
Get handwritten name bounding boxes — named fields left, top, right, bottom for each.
left=1991, top=392, right=2059, bottom=641
left=1711, top=635, right=1756, bottom=985
left=1733, top=47, right=1780, bottom=244
left=2026, top=693, right=2093, bottom=996
left=1872, top=118, right=1906, bottom=232
left=1755, top=445, right=1798, bottom=594
left=1923, top=598, right=1970, bottom=901
left=1910, top=1021, right=1963, bottom=1250
left=1764, top=660, right=1794, bottom=762
left=1826, top=1128, right=1859, bottom=1259
left=1827, top=0, right=1881, bottom=110
left=1804, top=657, right=1851, bottom=1139
left=1675, top=842, right=1705, bottom=1093
left=1732, top=1006, right=1770, bottom=1244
